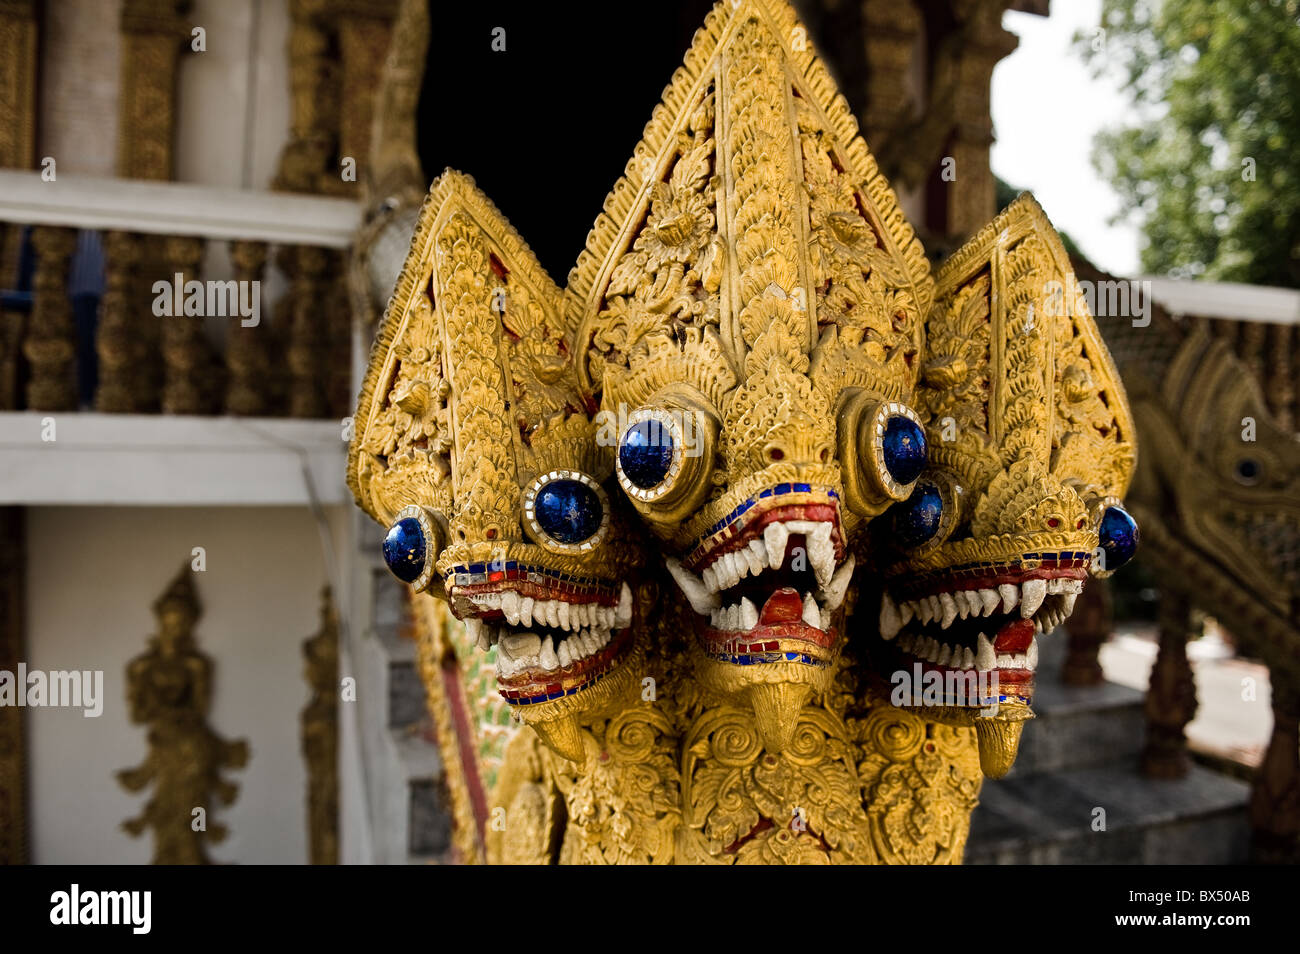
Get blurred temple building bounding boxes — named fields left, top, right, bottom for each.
left=0, top=0, right=1295, bottom=864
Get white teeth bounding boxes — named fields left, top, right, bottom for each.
left=665, top=557, right=722, bottom=615
left=539, top=637, right=559, bottom=670
left=978, top=588, right=1000, bottom=616
left=702, top=565, right=719, bottom=593
left=743, top=543, right=765, bottom=577
left=1046, top=578, right=1065, bottom=595
left=961, top=647, right=975, bottom=670
left=918, top=598, right=935, bottom=626
left=819, top=604, right=834, bottom=631
left=1062, top=592, right=1078, bottom=616
left=500, top=632, right=540, bottom=660
left=998, top=584, right=1018, bottom=613
left=817, top=555, right=855, bottom=611
left=763, top=523, right=789, bottom=570
left=879, top=591, right=902, bottom=641
left=467, top=618, right=490, bottom=652
left=802, top=592, right=820, bottom=628
left=542, top=600, right=558, bottom=628
left=1026, top=636, right=1039, bottom=670
left=900, top=601, right=915, bottom=625
left=936, top=643, right=952, bottom=666
left=557, top=639, right=572, bottom=668
left=976, top=633, right=996, bottom=671
left=501, top=591, right=521, bottom=626
left=521, top=597, right=536, bottom=627
left=806, top=522, right=837, bottom=587
left=739, top=597, right=759, bottom=631
left=939, top=592, right=958, bottom=629
left=963, top=590, right=983, bottom=617
left=582, top=630, right=600, bottom=655
left=616, top=582, right=633, bottom=628
left=558, top=600, right=572, bottom=631
left=1020, top=579, right=1047, bottom=618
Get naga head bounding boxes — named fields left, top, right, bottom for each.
left=869, top=196, right=1137, bottom=776
left=349, top=172, right=647, bottom=762
left=572, top=0, right=933, bottom=752
left=1141, top=321, right=1300, bottom=644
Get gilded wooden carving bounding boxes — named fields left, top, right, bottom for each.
left=350, top=0, right=1138, bottom=863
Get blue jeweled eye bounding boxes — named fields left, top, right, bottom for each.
left=1098, top=505, right=1139, bottom=571
left=889, top=480, right=945, bottom=549
left=383, top=516, right=428, bottom=584
left=619, top=419, right=675, bottom=490
left=881, top=415, right=927, bottom=486
left=525, top=471, right=610, bottom=552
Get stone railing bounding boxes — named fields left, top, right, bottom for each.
left=0, top=171, right=361, bottom=418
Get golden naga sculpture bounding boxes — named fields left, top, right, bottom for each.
left=348, top=0, right=1137, bottom=864
left=118, top=567, right=249, bottom=865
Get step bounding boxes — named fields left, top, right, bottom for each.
left=966, top=760, right=1250, bottom=864
left=1004, top=631, right=1146, bottom=776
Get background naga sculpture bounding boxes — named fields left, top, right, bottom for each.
left=347, top=0, right=1137, bottom=864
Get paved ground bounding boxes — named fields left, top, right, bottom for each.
left=1100, top=622, right=1272, bottom=767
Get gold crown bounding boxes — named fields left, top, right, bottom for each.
left=906, top=194, right=1136, bottom=571
left=567, top=0, right=935, bottom=547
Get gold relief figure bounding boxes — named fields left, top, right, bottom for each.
left=355, top=0, right=1138, bottom=863
left=118, top=567, right=248, bottom=865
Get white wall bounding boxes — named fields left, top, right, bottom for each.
left=26, top=503, right=348, bottom=864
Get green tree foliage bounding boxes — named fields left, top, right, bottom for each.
left=1078, top=0, right=1300, bottom=287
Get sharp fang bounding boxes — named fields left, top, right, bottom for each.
left=961, top=647, right=976, bottom=670
left=963, top=590, right=983, bottom=617
left=539, top=637, right=559, bottom=670
left=743, top=543, right=765, bottom=577
left=501, top=591, right=521, bottom=626
left=740, top=597, right=759, bottom=631
left=817, top=555, right=855, bottom=611
left=939, top=592, right=958, bottom=629
left=976, top=633, right=996, bottom=671
left=937, top=644, right=952, bottom=667
left=1062, top=592, right=1078, bottom=616
left=979, top=588, right=1000, bottom=616
left=764, top=522, right=789, bottom=570
left=900, top=600, right=915, bottom=625
left=802, top=593, right=820, bottom=628
left=820, top=604, right=834, bottom=631
left=998, top=584, right=1018, bottom=613
left=879, top=591, right=902, bottom=641
left=616, top=582, right=633, bottom=628
left=1020, top=579, right=1047, bottom=618
left=807, top=522, right=837, bottom=587
left=1026, top=636, right=1039, bottom=669
left=665, top=557, right=722, bottom=615
left=467, top=618, right=490, bottom=652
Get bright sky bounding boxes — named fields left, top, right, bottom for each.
left=991, top=1, right=1141, bottom=275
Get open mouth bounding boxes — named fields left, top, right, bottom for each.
left=666, top=496, right=853, bottom=665
left=457, top=582, right=633, bottom=702
left=878, top=568, right=1085, bottom=695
